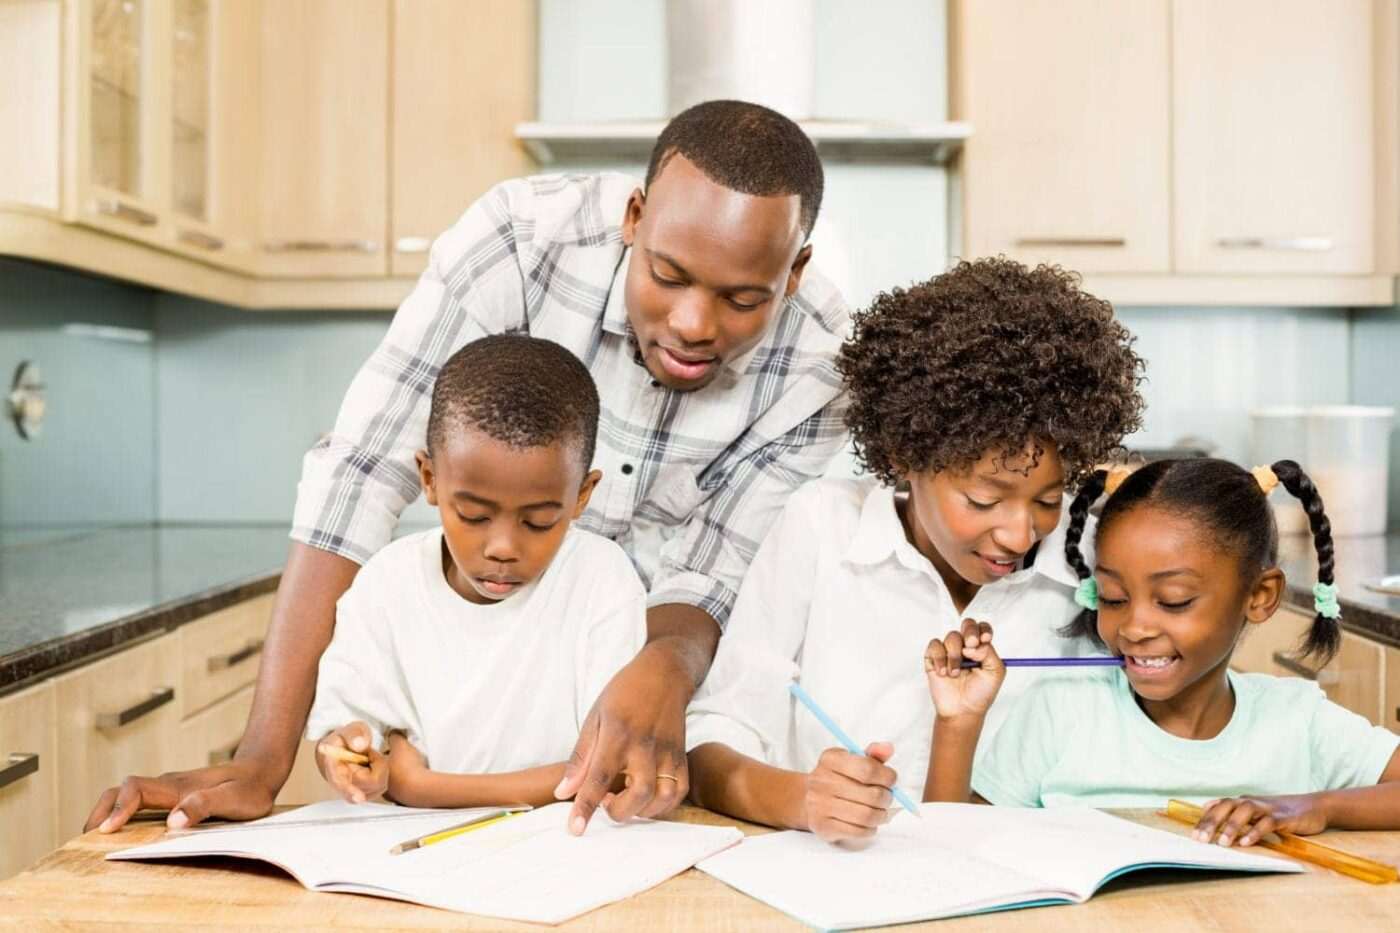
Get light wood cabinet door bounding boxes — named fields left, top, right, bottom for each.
left=1385, top=644, right=1400, bottom=734
left=953, top=0, right=1170, bottom=273
left=257, top=0, right=388, bottom=277
left=277, top=738, right=337, bottom=806
left=390, top=0, right=535, bottom=278
left=0, top=682, right=59, bottom=880
left=179, top=593, right=272, bottom=719
left=175, top=685, right=254, bottom=773
left=1239, top=606, right=1385, bottom=724
left=53, top=634, right=181, bottom=837
left=1172, top=0, right=1374, bottom=274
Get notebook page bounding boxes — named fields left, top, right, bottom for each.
left=698, top=815, right=1060, bottom=931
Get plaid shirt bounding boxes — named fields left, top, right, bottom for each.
left=292, top=172, right=850, bottom=626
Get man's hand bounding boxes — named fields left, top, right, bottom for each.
left=83, top=759, right=278, bottom=833
left=554, top=643, right=694, bottom=834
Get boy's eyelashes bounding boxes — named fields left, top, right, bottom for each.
left=453, top=512, right=559, bottom=532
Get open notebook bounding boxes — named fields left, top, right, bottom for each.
left=698, top=803, right=1303, bottom=930
left=108, top=800, right=742, bottom=925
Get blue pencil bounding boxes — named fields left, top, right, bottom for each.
left=786, top=681, right=922, bottom=819
left=958, top=656, right=1126, bottom=669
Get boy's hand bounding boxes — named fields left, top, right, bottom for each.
left=924, top=619, right=1005, bottom=720
left=1193, top=794, right=1329, bottom=847
left=802, top=742, right=897, bottom=845
left=315, top=722, right=387, bottom=804
left=386, top=731, right=430, bottom=800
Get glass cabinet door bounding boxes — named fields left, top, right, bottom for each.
left=171, top=0, right=210, bottom=222
left=90, top=0, right=145, bottom=197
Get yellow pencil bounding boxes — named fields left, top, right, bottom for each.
left=389, top=807, right=530, bottom=855
left=1164, top=799, right=1398, bottom=884
left=317, top=744, right=370, bottom=766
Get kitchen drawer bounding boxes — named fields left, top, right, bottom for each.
left=174, top=685, right=254, bottom=774
left=54, top=634, right=181, bottom=837
left=1385, top=645, right=1400, bottom=734
left=276, top=738, right=337, bottom=807
left=1236, top=606, right=1384, bottom=724
left=0, top=681, right=59, bottom=880
left=180, top=593, right=274, bottom=718
left=1231, top=605, right=1313, bottom=674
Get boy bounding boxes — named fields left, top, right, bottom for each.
left=308, top=335, right=646, bottom=808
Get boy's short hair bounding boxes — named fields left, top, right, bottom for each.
left=836, top=257, right=1145, bottom=489
left=426, top=335, right=600, bottom=471
left=646, top=99, right=824, bottom=237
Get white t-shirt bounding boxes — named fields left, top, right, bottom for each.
left=306, top=527, right=647, bottom=774
left=685, top=477, right=1101, bottom=802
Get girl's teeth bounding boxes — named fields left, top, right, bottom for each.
left=1132, top=656, right=1174, bottom=668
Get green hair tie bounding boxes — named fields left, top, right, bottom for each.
left=1313, top=582, right=1341, bottom=620
left=1075, top=577, right=1099, bottom=611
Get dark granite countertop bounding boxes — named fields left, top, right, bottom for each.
left=0, top=525, right=292, bottom=694
left=1278, top=532, right=1400, bottom=649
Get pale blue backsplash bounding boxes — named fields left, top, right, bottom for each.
left=1350, top=309, right=1400, bottom=527
left=0, top=259, right=156, bottom=526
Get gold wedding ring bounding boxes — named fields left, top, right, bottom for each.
left=656, top=773, right=679, bottom=783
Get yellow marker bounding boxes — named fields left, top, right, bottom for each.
left=1165, top=799, right=1398, bottom=885
left=389, top=807, right=530, bottom=855
left=317, top=744, right=370, bottom=766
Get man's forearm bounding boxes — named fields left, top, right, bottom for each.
left=236, top=542, right=361, bottom=783
left=644, top=602, right=722, bottom=689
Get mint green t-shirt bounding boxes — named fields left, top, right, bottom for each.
left=973, top=668, right=1400, bottom=809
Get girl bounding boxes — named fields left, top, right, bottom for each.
left=925, top=458, right=1400, bottom=848
left=685, top=258, right=1145, bottom=844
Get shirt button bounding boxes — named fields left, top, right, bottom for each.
left=650, top=379, right=661, bottom=388
left=621, top=464, right=634, bottom=475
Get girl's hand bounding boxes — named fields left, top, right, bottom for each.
left=924, top=619, right=1005, bottom=720
left=386, top=731, right=430, bottom=801
left=802, top=742, right=898, bottom=845
left=1193, top=794, right=1330, bottom=847
left=315, top=721, right=387, bottom=804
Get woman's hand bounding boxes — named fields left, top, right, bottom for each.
left=924, top=619, right=1005, bottom=721
left=801, top=742, right=898, bottom=845
left=315, top=721, right=388, bottom=804
left=1193, top=794, right=1330, bottom=847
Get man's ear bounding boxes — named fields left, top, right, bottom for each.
left=785, top=243, right=813, bottom=297
left=621, top=189, right=645, bottom=247
left=573, top=468, right=603, bottom=518
left=415, top=449, right=438, bottom=506
left=1245, top=567, right=1287, bottom=625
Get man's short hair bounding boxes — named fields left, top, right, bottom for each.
left=426, top=335, right=600, bottom=470
left=646, top=99, right=824, bottom=237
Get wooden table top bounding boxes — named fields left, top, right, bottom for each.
left=3, top=806, right=1400, bottom=931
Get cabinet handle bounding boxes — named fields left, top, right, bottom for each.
left=0, top=752, right=39, bottom=790
left=93, top=199, right=158, bottom=226
left=207, top=638, right=264, bottom=673
left=262, top=239, right=380, bottom=254
left=394, top=236, right=432, bottom=254
left=96, top=686, right=175, bottom=729
left=178, top=229, right=225, bottom=251
left=1217, top=236, right=1333, bottom=252
left=208, top=738, right=240, bottom=766
left=1014, top=237, right=1127, bottom=248
left=1271, top=652, right=1340, bottom=686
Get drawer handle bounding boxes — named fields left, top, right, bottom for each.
left=1271, top=652, right=1340, bottom=686
left=395, top=236, right=432, bottom=254
left=208, top=738, right=241, bottom=766
left=96, top=686, right=175, bottom=729
left=207, top=638, right=264, bottom=672
left=262, top=239, right=380, bottom=254
left=1217, top=236, right=1333, bottom=252
left=1014, top=237, right=1127, bottom=248
left=178, top=228, right=225, bottom=251
left=94, top=198, right=158, bottom=226
left=0, top=752, right=39, bottom=790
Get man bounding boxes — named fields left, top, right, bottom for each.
left=87, top=100, right=850, bottom=835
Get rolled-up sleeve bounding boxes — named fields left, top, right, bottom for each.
left=291, top=181, right=532, bottom=564
left=648, top=389, right=849, bottom=626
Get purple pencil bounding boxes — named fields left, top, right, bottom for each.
left=958, top=657, right=1125, bottom=669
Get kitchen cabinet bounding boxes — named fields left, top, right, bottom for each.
left=1385, top=644, right=1400, bottom=733
left=176, top=684, right=255, bottom=773
left=1172, top=0, right=1374, bottom=275
left=0, top=682, right=60, bottom=881
left=278, top=739, right=338, bottom=806
left=953, top=0, right=1171, bottom=274
left=256, top=0, right=389, bottom=278
left=179, top=593, right=272, bottom=718
left=53, top=634, right=182, bottom=838
left=389, top=0, right=536, bottom=278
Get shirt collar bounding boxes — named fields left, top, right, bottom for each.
left=842, top=484, right=1084, bottom=590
